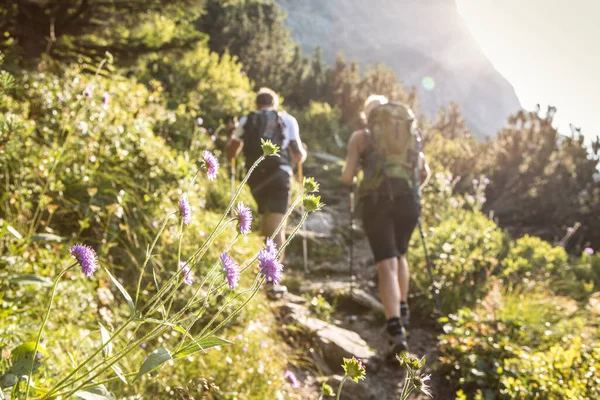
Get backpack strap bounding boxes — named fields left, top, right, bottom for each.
left=276, top=111, right=286, bottom=142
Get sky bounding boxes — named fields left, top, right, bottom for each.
left=456, top=0, right=600, bottom=142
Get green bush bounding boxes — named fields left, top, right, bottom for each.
left=501, top=339, right=600, bottom=399
left=408, top=208, right=504, bottom=314
left=500, top=234, right=568, bottom=283
left=292, top=101, right=348, bottom=157
left=439, top=291, right=587, bottom=399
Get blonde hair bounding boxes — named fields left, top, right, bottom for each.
left=256, top=87, right=279, bottom=109
left=361, top=94, right=388, bottom=123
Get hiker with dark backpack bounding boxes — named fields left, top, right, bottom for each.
left=226, top=88, right=307, bottom=296
left=341, top=95, right=430, bottom=357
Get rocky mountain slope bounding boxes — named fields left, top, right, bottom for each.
left=276, top=0, right=521, bottom=137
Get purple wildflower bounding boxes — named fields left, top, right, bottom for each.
left=140, top=342, right=147, bottom=349
left=236, top=334, right=243, bottom=341
left=57, top=93, right=63, bottom=103
left=220, top=253, right=240, bottom=290
left=83, top=86, right=92, bottom=99
left=179, top=261, right=194, bottom=285
left=258, top=243, right=283, bottom=284
left=236, top=202, right=253, bottom=235
left=179, top=194, right=192, bottom=225
left=196, top=117, right=203, bottom=126
left=584, top=247, right=594, bottom=256
left=283, top=370, right=300, bottom=389
left=70, top=243, right=99, bottom=277
left=357, top=358, right=366, bottom=371
left=466, top=195, right=475, bottom=204
left=151, top=220, right=158, bottom=228
left=481, top=196, right=487, bottom=204
left=202, top=150, right=219, bottom=181
left=449, top=198, right=459, bottom=208
left=265, top=238, right=277, bottom=256
left=103, top=92, right=110, bottom=108
left=260, top=341, right=267, bottom=348
left=242, top=347, right=248, bottom=353
left=567, top=227, right=575, bottom=234
left=472, top=179, right=479, bottom=185
left=483, top=177, right=490, bottom=185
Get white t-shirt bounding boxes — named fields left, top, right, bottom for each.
left=233, top=109, right=300, bottom=175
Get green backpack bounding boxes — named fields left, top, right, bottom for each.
left=358, top=102, right=419, bottom=198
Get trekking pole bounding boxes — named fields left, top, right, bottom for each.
left=298, top=163, right=309, bottom=274
left=230, top=157, right=236, bottom=218
left=347, top=184, right=357, bottom=323
left=414, top=130, right=442, bottom=316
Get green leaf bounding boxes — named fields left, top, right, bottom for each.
left=134, top=348, right=172, bottom=382
left=8, top=343, right=46, bottom=376
left=30, top=233, right=63, bottom=242
left=174, top=336, right=233, bottom=359
left=103, top=267, right=135, bottom=317
left=111, top=364, right=127, bottom=384
left=9, top=275, right=53, bottom=287
left=74, top=384, right=115, bottom=400
left=99, top=323, right=112, bottom=359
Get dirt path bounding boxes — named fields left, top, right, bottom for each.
left=280, top=156, right=448, bottom=399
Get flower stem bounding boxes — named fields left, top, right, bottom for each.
left=134, top=212, right=175, bottom=308
left=198, top=274, right=265, bottom=340
left=141, top=219, right=233, bottom=316
left=25, top=262, right=76, bottom=400
left=277, top=212, right=309, bottom=258
left=336, top=375, right=348, bottom=400
left=43, top=319, right=133, bottom=398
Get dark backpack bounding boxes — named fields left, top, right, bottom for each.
left=241, top=110, right=291, bottom=171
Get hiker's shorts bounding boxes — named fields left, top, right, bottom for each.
left=248, top=167, right=290, bottom=215
left=361, top=194, right=419, bottom=262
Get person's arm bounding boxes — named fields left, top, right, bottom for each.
left=341, top=130, right=363, bottom=185
left=286, top=115, right=307, bottom=164
left=225, top=117, right=245, bottom=159
left=419, top=152, right=431, bottom=189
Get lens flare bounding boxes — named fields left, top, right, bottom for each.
left=422, top=76, right=435, bottom=91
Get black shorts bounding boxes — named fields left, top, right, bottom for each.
left=248, top=167, right=290, bottom=215
left=361, top=193, right=419, bottom=262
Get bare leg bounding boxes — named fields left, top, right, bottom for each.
left=377, top=257, right=401, bottom=319
left=397, top=255, right=409, bottom=302
left=261, top=212, right=286, bottom=259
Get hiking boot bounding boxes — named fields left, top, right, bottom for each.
left=266, top=283, right=287, bottom=300
left=387, top=328, right=409, bottom=359
left=400, top=303, right=410, bottom=331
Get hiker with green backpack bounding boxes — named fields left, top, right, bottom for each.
left=341, top=95, right=431, bottom=357
left=226, top=87, right=307, bottom=296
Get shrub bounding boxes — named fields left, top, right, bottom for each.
left=500, top=234, right=568, bottom=284
left=292, top=101, right=348, bottom=157
left=501, top=339, right=600, bottom=399
left=408, top=209, right=504, bottom=314
left=438, top=291, right=587, bottom=399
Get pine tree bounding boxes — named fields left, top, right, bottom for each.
left=0, top=0, right=203, bottom=62
left=197, top=0, right=294, bottom=92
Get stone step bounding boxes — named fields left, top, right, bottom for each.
left=278, top=299, right=376, bottom=372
